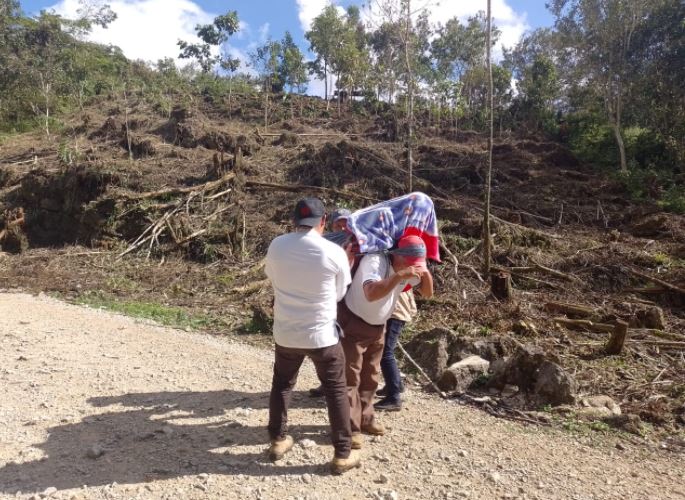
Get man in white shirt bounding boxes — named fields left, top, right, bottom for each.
left=338, top=234, right=433, bottom=449
left=265, top=197, right=361, bottom=474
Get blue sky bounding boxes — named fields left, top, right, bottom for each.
left=19, top=0, right=556, bottom=95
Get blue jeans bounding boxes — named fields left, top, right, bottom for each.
left=380, top=318, right=405, bottom=403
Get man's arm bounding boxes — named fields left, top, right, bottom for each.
left=335, top=248, right=352, bottom=301
left=363, top=266, right=421, bottom=302
left=415, top=270, right=434, bottom=298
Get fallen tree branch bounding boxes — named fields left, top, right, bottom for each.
left=439, top=242, right=459, bottom=280
left=624, top=267, right=685, bottom=296
left=232, top=278, right=270, bottom=295
left=258, top=132, right=385, bottom=137
left=468, top=205, right=563, bottom=240
left=176, top=228, right=208, bottom=246
left=244, top=179, right=378, bottom=202
left=495, top=262, right=579, bottom=283
left=553, top=317, right=615, bottom=333
left=544, top=301, right=596, bottom=318
left=121, top=173, right=236, bottom=201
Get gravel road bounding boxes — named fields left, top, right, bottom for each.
left=0, top=292, right=683, bottom=500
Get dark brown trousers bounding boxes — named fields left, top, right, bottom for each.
left=268, top=342, right=351, bottom=458
left=337, top=301, right=385, bottom=434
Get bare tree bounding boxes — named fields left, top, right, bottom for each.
left=403, top=0, right=414, bottom=191
left=482, top=0, right=493, bottom=274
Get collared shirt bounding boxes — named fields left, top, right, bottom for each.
left=265, top=228, right=351, bottom=349
left=391, top=289, right=417, bottom=322
left=344, top=254, right=419, bottom=326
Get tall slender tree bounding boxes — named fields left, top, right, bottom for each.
left=482, top=0, right=493, bottom=274
left=305, top=5, right=344, bottom=103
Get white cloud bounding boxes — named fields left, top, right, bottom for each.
left=362, top=0, right=529, bottom=60
left=295, top=0, right=331, bottom=32
left=257, top=22, right=271, bottom=42
left=48, top=0, right=215, bottom=64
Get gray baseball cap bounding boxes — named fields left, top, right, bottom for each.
left=293, top=197, right=325, bottom=227
left=330, top=208, right=351, bottom=223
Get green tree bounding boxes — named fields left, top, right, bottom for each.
left=178, top=11, right=240, bottom=74
left=305, top=5, right=344, bottom=102
left=431, top=12, right=501, bottom=131
left=550, top=0, right=651, bottom=172
left=626, top=0, right=685, bottom=167
left=513, top=55, right=559, bottom=132
left=250, top=39, right=282, bottom=130
left=279, top=31, right=307, bottom=94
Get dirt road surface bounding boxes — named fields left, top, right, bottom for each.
left=0, top=292, right=683, bottom=500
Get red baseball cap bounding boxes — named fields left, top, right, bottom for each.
left=396, top=235, right=428, bottom=272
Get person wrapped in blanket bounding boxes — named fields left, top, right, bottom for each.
left=316, top=193, right=437, bottom=449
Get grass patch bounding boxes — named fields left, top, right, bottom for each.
left=75, top=291, right=220, bottom=330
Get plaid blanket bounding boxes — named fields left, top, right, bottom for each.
left=345, top=192, right=441, bottom=262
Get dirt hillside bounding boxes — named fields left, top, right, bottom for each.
left=1, top=93, right=684, bottom=434
left=1, top=292, right=684, bottom=500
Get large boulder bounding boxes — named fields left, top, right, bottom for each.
left=534, top=361, right=576, bottom=406
left=438, top=356, right=490, bottom=393
left=403, top=328, right=452, bottom=380
left=449, top=336, right=510, bottom=362
left=489, top=344, right=576, bottom=406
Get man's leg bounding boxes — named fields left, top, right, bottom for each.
left=310, top=342, right=352, bottom=459
left=341, top=334, right=366, bottom=434
left=359, top=331, right=385, bottom=433
left=377, top=319, right=405, bottom=407
left=268, top=344, right=305, bottom=441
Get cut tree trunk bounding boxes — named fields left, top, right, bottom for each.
left=605, top=320, right=629, bottom=355
left=491, top=271, right=512, bottom=300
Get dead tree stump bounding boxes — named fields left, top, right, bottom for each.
left=605, top=320, right=629, bottom=355
left=491, top=271, right=512, bottom=300
left=234, top=145, right=244, bottom=171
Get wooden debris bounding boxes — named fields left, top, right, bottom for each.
left=439, top=242, right=459, bottom=280
left=605, top=320, right=629, bottom=355
left=625, top=267, right=685, bottom=296
left=244, top=179, right=377, bottom=202
left=544, top=301, right=596, bottom=318
left=553, top=317, right=614, bottom=333
left=121, top=173, right=236, bottom=201
left=495, top=262, right=580, bottom=283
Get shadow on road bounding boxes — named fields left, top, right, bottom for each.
left=0, top=389, right=331, bottom=495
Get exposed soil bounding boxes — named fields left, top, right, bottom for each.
left=1, top=292, right=684, bottom=500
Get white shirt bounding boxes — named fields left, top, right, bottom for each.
left=344, top=254, right=420, bottom=326
left=265, top=229, right=351, bottom=349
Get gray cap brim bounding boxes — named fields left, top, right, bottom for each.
left=295, top=216, right=323, bottom=227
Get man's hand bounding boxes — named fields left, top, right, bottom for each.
left=395, top=266, right=423, bottom=281
left=415, top=269, right=434, bottom=298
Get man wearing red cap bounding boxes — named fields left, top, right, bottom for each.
left=338, top=234, right=433, bottom=449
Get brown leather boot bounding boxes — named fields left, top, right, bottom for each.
left=330, top=449, right=362, bottom=474
left=268, top=435, right=294, bottom=461
left=351, top=433, right=364, bottom=450
left=361, top=420, right=385, bottom=436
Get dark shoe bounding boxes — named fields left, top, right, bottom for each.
left=376, top=384, right=404, bottom=397
left=309, top=385, right=325, bottom=398
left=374, top=398, right=402, bottom=412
